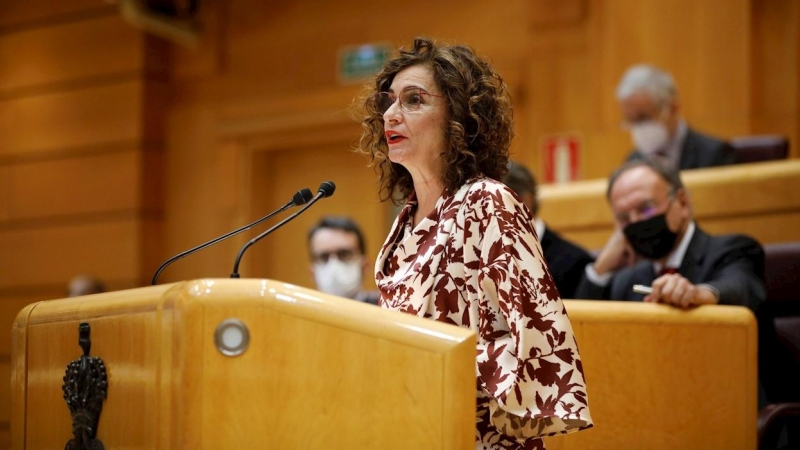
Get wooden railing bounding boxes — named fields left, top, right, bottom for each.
left=539, top=160, right=800, bottom=250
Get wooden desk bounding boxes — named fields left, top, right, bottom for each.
left=546, top=300, right=757, bottom=450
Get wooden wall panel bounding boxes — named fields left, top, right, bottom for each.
left=0, top=80, right=142, bottom=160
left=700, top=213, right=800, bottom=246
left=528, top=0, right=753, bottom=180
left=0, top=166, right=8, bottom=223
left=751, top=0, right=800, bottom=157
left=0, top=0, right=111, bottom=29
left=0, top=14, right=143, bottom=93
left=0, top=1, right=160, bottom=443
left=3, top=150, right=140, bottom=222
left=602, top=0, right=751, bottom=130
left=244, top=142, right=387, bottom=290
left=8, top=151, right=141, bottom=221
left=158, top=105, right=227, bottom=283
left=0, top=219, right=141, bottom=289
left=199, top=0, right=528, bottom=101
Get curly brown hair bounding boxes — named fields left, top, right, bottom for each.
left=358, top=37, right=514, bottom=204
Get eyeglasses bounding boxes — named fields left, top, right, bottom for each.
left=615, top=192, right=675, bottom=226
left=312, top=248, right=361, bottom=264
left=373, top=87, right=445, bottom=115
left=620, top=106, right=669, bottom=130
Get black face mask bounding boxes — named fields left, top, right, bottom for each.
left=622, top=213, right=679, bottom=260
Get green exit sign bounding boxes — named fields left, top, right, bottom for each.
left=337, top=43, right=392, bottom=84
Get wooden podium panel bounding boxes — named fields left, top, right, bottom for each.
left=11, top=279, right=476, bottom=449
left=546, top=301, right=757, bottom=450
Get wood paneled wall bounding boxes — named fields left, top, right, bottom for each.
left=524, top=0, right=800, bottom=181
left=0, top=2, right=164, bottom=446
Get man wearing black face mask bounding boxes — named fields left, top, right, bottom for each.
left=574, top=159, right=766, bottom=311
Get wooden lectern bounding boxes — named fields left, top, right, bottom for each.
left=11, top=279, right=477, bottom=449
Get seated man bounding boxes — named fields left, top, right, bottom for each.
left=575, top=159, right=766, bottom=311
left=617, top=64, right=736, bottom=170
left=503, top=161, right=594, bottom=299
left=307, top=216, right=379, bottom=305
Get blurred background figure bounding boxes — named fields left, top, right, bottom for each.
left=576, top=158, right=765, bottom=311
left=307, top=216, right=379, bottom=305
left=617, top=64, right=736, bottom=170
left=503, top=161, right=594, bottom=299
left=67, top=275, right=106, bottom=297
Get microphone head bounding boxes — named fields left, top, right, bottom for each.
left=292, top=188, right=314, bottom=206
left=318, top=181, right=336, bottom=198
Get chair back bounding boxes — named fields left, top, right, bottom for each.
left=760, top=241, right=800, bottom=404
left=730, top=135, right=789, bottom=164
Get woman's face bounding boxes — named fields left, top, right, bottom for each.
left=382, top=65, right=448, bottom=179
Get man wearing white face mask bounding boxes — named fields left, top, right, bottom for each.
left=617, top=64, right=736, bottom=170
left=307, top=216, right=379, bottom=305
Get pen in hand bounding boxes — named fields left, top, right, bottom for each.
left=632, top=284, right=653, bottom=295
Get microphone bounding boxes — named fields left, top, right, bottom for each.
left=151, top=187, right=314, bottom=285
left=230, top=181, right=336, bottom=278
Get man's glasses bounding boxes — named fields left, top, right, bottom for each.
left=373, top=87, right=445, bottom=115
left=615, top=192, right=676, bottom=226
left=620, top=107, right=670, bottom=130
left=312, top=248, right=360, bottom=264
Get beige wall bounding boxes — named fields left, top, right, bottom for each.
left=1, top=0, right=799, bottom=445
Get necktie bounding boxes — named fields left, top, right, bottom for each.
left=654, top=148, right=670, bottom=158
left=659, top=267, right=677, bottom=276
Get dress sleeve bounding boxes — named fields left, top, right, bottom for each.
left=474, top=189, right=593, bottom=440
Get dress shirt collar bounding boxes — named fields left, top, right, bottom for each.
left=534, top=217, right=546, bottom=241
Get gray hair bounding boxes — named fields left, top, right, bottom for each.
left=615, top=64, right=677, bottom=106
left=606, top=158, right=684, bottom=200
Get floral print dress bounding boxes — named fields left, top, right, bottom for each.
left=376, top=179, right=592, bottom=450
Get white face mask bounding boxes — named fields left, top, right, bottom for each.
left=313, top=259, right=363, bottom=299
left=630, top=121, right=670, bottom=156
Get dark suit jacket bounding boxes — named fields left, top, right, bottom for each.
left=355, top=290, right=381, bottom=305
left=540, top=226, right=594, bottom=299
left=574, top=227, right=766, bottom=311
left=627, top=127, right=736, bottom=170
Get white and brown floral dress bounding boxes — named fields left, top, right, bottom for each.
left=376, top=178, right=593, bottom=450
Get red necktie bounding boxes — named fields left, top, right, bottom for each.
left=659, top=267, right=678, bottom=276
